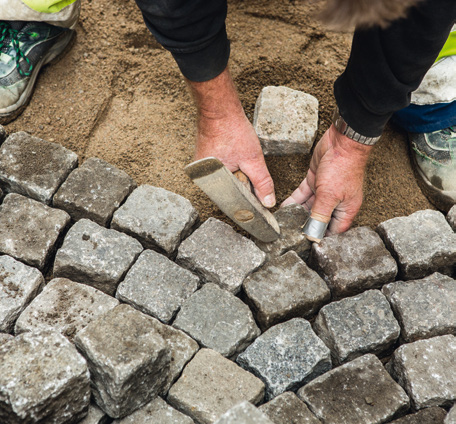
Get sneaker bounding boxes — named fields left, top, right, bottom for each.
left=0, top=21, right=74, bottom=125
left=409, top=126, right=456, bottom=212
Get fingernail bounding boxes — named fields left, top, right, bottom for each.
left=263, top=194, right=276, bottom=208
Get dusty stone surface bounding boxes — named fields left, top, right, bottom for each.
left=254, top=204, right=311, bottom=261
left=313, top=289, right=400, bottom=364
left=53, top=157, right=137, bottom=226
left=111, top=184, right=198, bottom=255
left=113, top=397, right=195, bottom=424
left=298, top=354, right=410, bottom=424
left=310, top=226, right=398, bottom=298
left=176, top=218, right=266, bottom=294
left=448, top=205, right=456, bottom=231
left=253, top=86, right=318, bottom=156
left=0, top=255, right=44, bottom=333
left=15, top=278, right=119, bottom=340
left=79, top=404, right=109, bottom=424
left=389, top=335, right=456, bottom=410
left=445, top=404, right=456, bottom=424
left=0, top=193, right=70, bottom=270
left=237, top=318, right=331, bottom=400
left=173, top=283, right=260, bottom=358
left=377, top=210, right=456, bottom=279
left=0, top=132, right=78, bottom=204
left=54, top=218, right=143, bottom=295
left=0, top=330, right=90, bottom=424
left=74, top=304, right=171, bottom=418
left=116, top=249, right=199, bottom=324
left=214, top=401, right=274, bottom=424
left=382, top=273, right=456, bottom=342
left=0, top=333, right=13, bottom=344
left=259, top=392, right=321, bottom=424
left=389, top=407, right=447, bottom=424
left=167, top=348, right=265, bottom=424
left=243, top=251, right=330, bottom=330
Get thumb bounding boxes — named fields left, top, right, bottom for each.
left=241, top=160, right=276, bottom=208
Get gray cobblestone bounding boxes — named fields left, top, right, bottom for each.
left=214, top=401, right=274, bottom=424
left=0, top=333, right=13, bottom=344
left=79, top=404, right=109, bottom=424
left=389, top=407, right=447, bottom=424
left=447, top=205, right=456, bottom=232
left=445, top=404, right=456, bottom=424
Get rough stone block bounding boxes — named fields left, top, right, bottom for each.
left=313, top=289, right=400, bottom=364
left=0, top=255, right=44, bottom=333
left=243, top=251, right=330, bottom=330
left=0, top=330, right=90, bottom=423
left=0, top=125, right=6, bottom=144
left=0, top=131, right=78, bottom=204
left=310, top=226, right=397, bottom=299
left=237, top=318, right=331, bottom=400
left=0, top=333, right=13, bottom=344
left=167, top=348, right=265, bottom=424
left=259, top=392, right=321, bottom=424
left=254, top=204, right=311, bottom=260
left=176, top=218, right=266, bottom=294
left=446, top=404, right=456, bottom=424
left=117, top=249, right=199, bottom=324
left=53, top=157, right=137, bottom=226
left=74, top=304, right=171, bottom=418
left=54, top=219, right=143, bottom=295
left=298, top=354, right=409, bottom=424
left=389, top=407, right=447, bottom=424
left=113, top=397, right=195, bottom=424
left=15, top=278, right=119, bottom=339
left=253, top=86, right=318, bottom=156
left=173, top=283, right=260, bottom=358
left=448, top=205, right=456, bottom=232
left=0, top=193, right=70, bottom=270
left=382, top=273, right=456, bottom=342
left=111, top=184, right=198, bottom=255
left=79, top=404, right=109, bottom=424
left=214, top=401, right=274, bottom=424
left=389, top=335, right=456, bottom=410
left=377, top=210, right=456, bottom=279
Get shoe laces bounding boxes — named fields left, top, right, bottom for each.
left=441, top=126, right=456, bottom=136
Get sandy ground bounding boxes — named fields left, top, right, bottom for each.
left=5, top=0, right=434, bottom=230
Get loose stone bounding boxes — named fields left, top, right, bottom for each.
left=0, top=131, right=78, bottom=204
left=0, top=333, right=13, bottom=344
left=116, top=249, right=199, bottom=324
left=176, top=218, right=266, bottom=294
left=382, top=273, right=456, bottom=342
left=0, top=255, right=44, bottom=333
left=448, top=205, right=456, bottom=231
left=214, top=401, right=274, bottom=424
left=167, top=348, right=265, bottom=424
left=237, top=318, right=331, bottom=400
left=377, top=210, right=456, bottom=279
left=243, top=251, right=330, bottom=330
left=54, top=219, right=143, bottom=295
left=445, top=404, right=456, bottom=424
left=389, top=407, right=447, bottom=424
left=0, top=193, right=70, bottom=270
left=53, top=157, right=137, bottom=226
left=309, top=226, right=397, bottom=299
left=79, top=403, right=109, bottom=424
left=313, top=289, right=400, bottom=364
left=253, top=86, right=318, bottom=155
left=173, top=283, right=260, bottom=358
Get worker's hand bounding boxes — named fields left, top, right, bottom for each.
left=282, top=125, right=373, bottom=235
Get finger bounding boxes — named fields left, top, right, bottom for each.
left=310, top=191, right=339, bottom=229
left=241, top=160, right=276, bottom=208
left=327, top=203, right=361, bottom=235
left=281, top=175, right=315, bottom=207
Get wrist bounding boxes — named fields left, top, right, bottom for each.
left=329, top=124, right=374, bottom=159
left=332, top=107, right=381, bottom=146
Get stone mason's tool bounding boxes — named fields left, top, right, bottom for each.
left=184, top=157, right=280, bottom=243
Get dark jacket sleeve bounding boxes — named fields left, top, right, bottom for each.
left=334, top=0, right=456, bottom=137
left=134, top=0, right=230, bottom=82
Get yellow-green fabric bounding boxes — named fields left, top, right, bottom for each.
left=21, top=0, right=77, bottom=13
left=436, top=30, right=456, bottom=62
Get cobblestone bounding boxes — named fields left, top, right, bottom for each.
left=448, top=205, right=456, bottom=231
left=446, top=404, right=456, bottom=424
left=389, top=407, right=447, bottom=424
left=214, top=401, right=274, bottom=424
left=0, top=333, right=13, bottom=344
left=79, top=404, right=109, bottom=424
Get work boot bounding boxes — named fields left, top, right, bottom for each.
left=0, top=21, right=74, bottom=125
left=409, top=126, right=456, bottom=212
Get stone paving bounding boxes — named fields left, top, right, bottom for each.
left=0, top=127, right=455, bottom=424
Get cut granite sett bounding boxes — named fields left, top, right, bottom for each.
left=313, top=289, right=400, bottom=364
left=111, top=184, right=199, bottom=255
left=0, top=330, right=90, bottom=424
left=53, top=218, right=143, bottom=295
left=448, top=205, right=456, bottom=231
left=214, top=401, right=274, bottom=424
left=382, top=273, right=456, bottom=342
left=446, top=404, right=456, bottom=424
left=53, top=157, right=137, bottom=226
left=0, top=131, right=78, bottom=204
left=0, top=193, right=70, bottom=270
left=176, top=218, right=266, bottom=294
left=117, top=249, right=199, bottom=324
left=15, top=278, right=119, bottom=339
left=0, top=333, right=13, bottom=344
left=74, top=304, right=171, bottom=418
left=298, top=354, right=410, bottom=424
left=237, top=318, right=331, bottom=401
left=173, top=283, right=260, bottom=358
left=167, top=348, right=265, bottom=424
left=309, top=226, right=397, bottom=299
left=389, top=406, right=447, bottom=424
left=79, top=403, right=109, bottom=424
left=389, top=335, right=456, bottom=410
left=243, top=251, right=330, bottom=330
left=0, top=255, right=44, bottom=333
left=377, top=210, right=456, bottom=279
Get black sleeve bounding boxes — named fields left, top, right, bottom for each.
left=134, top=0, right=230, bottom=82
left=334, top=0, right=456, bottom=137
